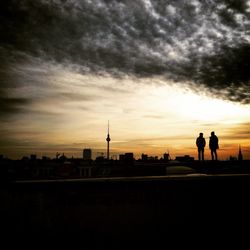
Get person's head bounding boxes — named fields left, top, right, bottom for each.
left=211, top=131, right=215, bottom=136
left=199, top=132, right=203, bottom=137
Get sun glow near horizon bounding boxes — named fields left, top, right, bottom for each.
left=146, top=82, right=250, bottom=123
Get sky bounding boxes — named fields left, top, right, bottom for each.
left=1, top=0, right=250, bottom=160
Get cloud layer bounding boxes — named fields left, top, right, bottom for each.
left=1, top=0, right=250, bottom=116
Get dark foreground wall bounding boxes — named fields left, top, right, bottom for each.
left=1, top=175, right=250, bottom=244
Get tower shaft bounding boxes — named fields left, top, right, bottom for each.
left=106, top=121, right=111, bottom=160
left=107, top=140, right=110, bottom=160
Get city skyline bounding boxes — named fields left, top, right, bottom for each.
left=1, top=1, right=250, bottom=160
left=1, top=121, right=248, bottom=161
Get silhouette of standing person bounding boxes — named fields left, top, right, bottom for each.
left=209, top=131, right=219, bottom=160
left=196, top=133, right=206, bottom=161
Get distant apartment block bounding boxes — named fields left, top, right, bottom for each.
left=83, top=148, right=92, bottom=160
left=141, top=153, right=148, bottom=161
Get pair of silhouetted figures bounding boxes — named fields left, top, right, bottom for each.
left=196, top=131, right=219, bottom=161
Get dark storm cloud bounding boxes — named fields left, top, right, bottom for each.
left=0, top=87, right=32, bottom=117
left=0, top=90, right=31, bottom=116
left=1, top=0, right=250, bottom=113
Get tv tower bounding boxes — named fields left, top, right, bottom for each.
left=106, top=121, right=111, bottom=160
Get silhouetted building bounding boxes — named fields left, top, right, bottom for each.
left=83, top=148, right=92, bottom=160
left=238, top=145, right=243, bottom=161
left=59, top=153, right=67, bottom=161
left=125, top=153, right=134, bottom=162
left=79, top=166, right=92, bottom=177
left=78, top=161, right=92, bottom=177
left=57, top=161, right=73, bottom=177
left=141, top=154, right=148, bottom=161
left=119, top=153, right=134, bottom=164
left=96, top=156, right=105, bottom=162
left=42, top=156, right=50, bottom=161
left=175, top=155, right=194, bottom=162
left=229, top=156, right=237, bottom=161
left=30, top=154, right=37, bottom=161
left=163, top=153, right=170, bottom=161
left=21, top=156, right=29, bottom=161
left=119, top=154, right=125, bottom=161
left=32, top=164, right=55, bottom=178
left=148, top=156, right=158, bottom=161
